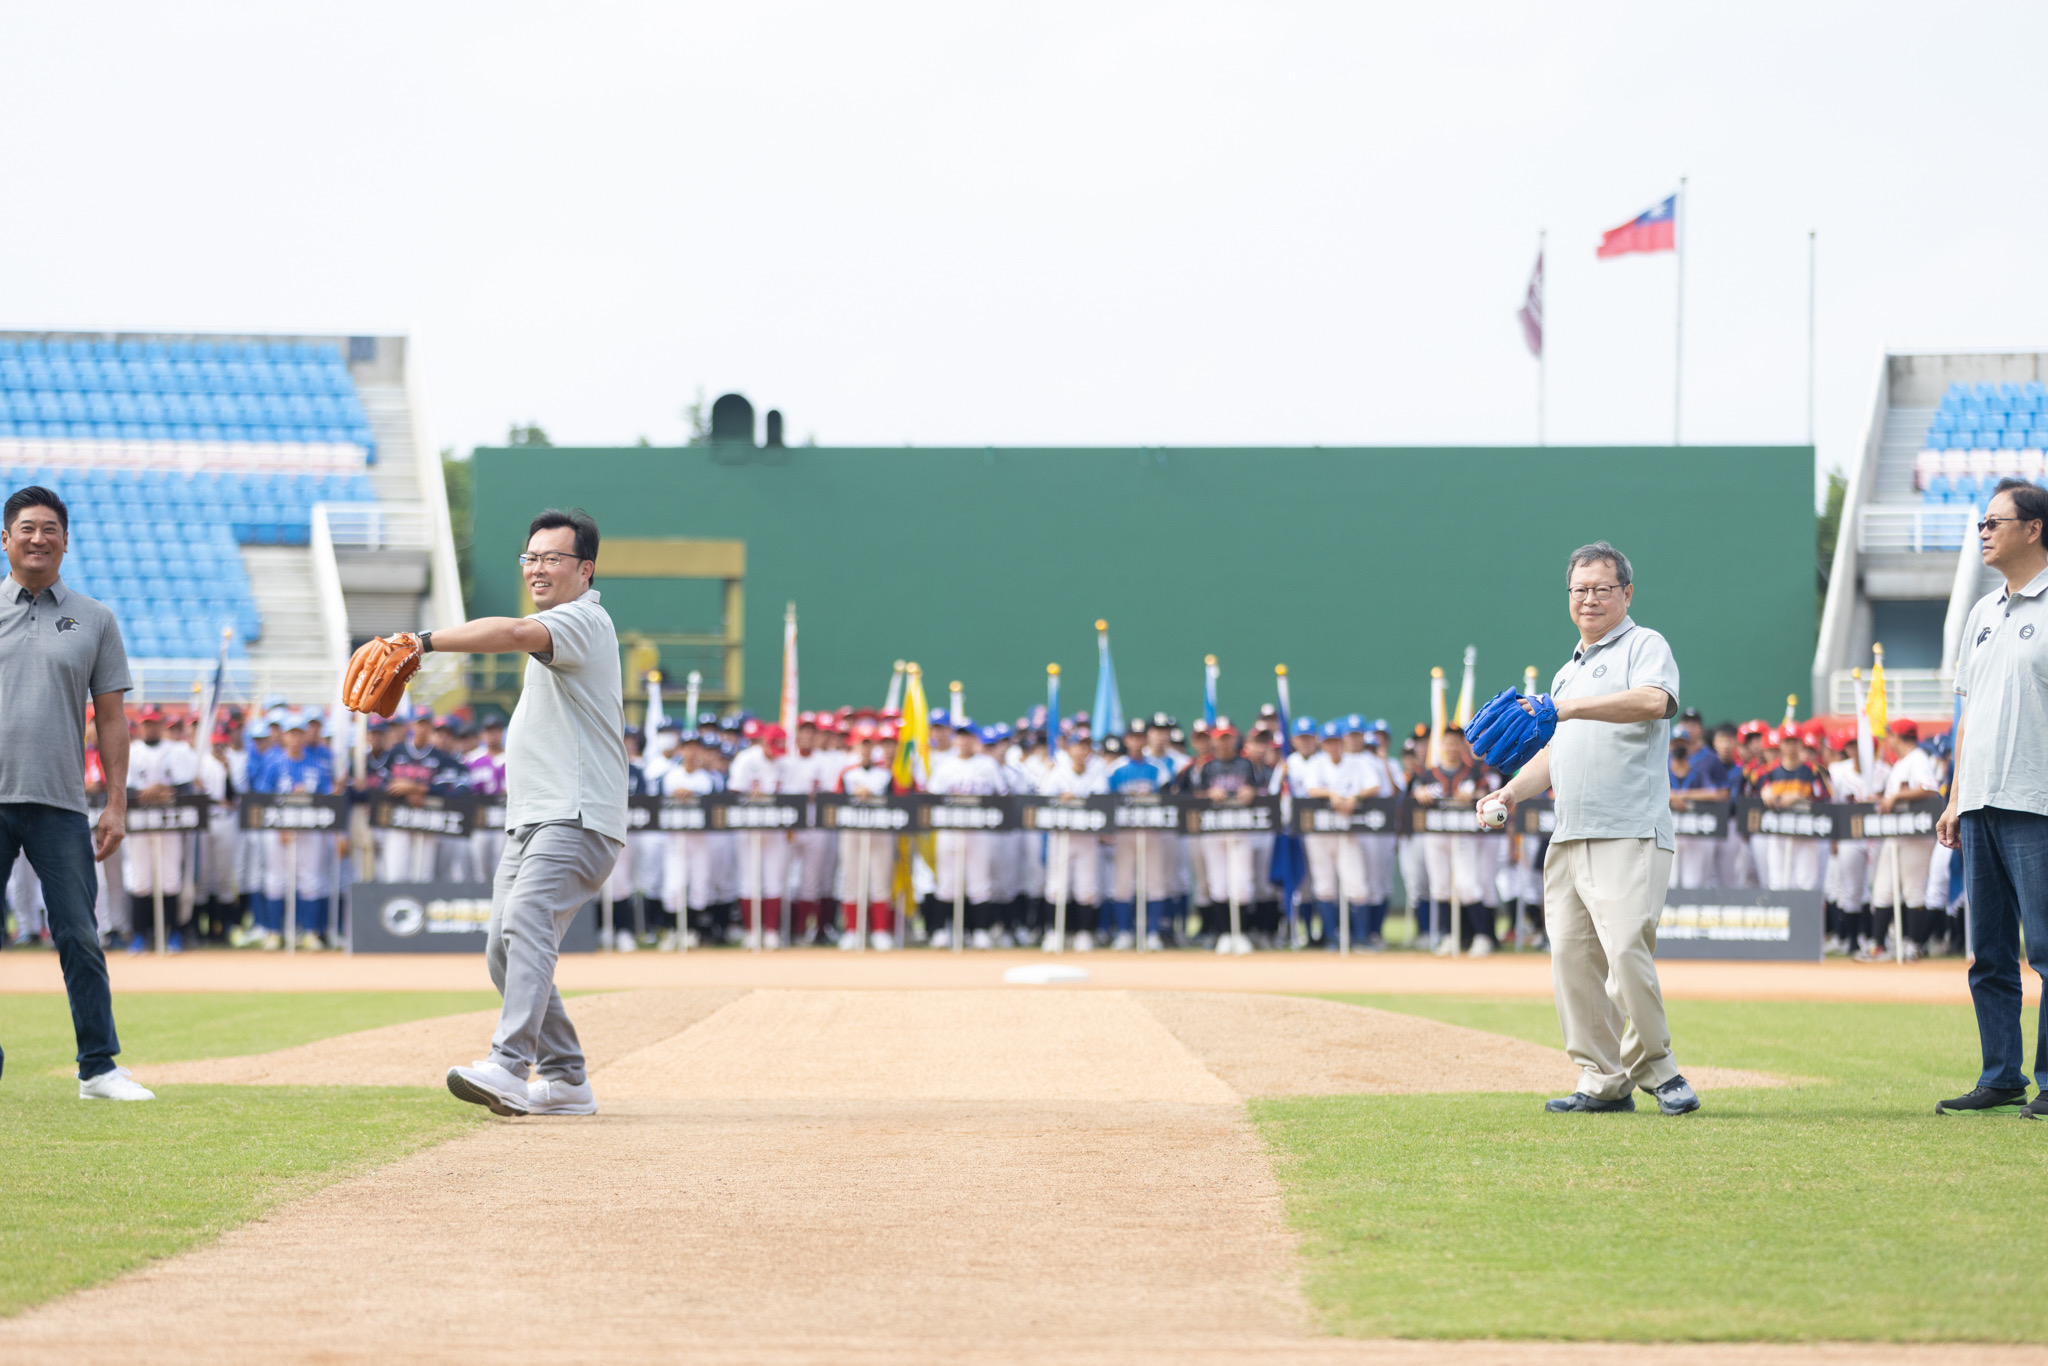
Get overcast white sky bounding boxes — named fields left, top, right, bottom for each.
left=2, top=3, right=2043, bottom=497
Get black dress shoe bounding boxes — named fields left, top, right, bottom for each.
left=1544, top=1092, right=1635, bottom=1113
left=1935, top=1086, right=2028, bottom=1116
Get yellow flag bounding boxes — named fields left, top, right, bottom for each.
left=1865, top=643, right=1888, bottom=742
left=1428, top=667, right=1446, bottom=768
left=891, top=663, right=935, bottom=907
left=1453, top=646, right=1477, bottom=728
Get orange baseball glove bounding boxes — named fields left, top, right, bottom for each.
left=343, top=633, right=423, bottom=717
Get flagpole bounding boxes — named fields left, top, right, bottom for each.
left=1537, top=228, right=1547, bottom=447
left=1674, top=175, right=1687, bottom=447
left=1806, top=228, right=1817, bottom=448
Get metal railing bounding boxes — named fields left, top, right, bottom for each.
left=323, top=499, right=436, bottom=552
left=1857, top=504, right=1974, bottom=554
left=1828, top=667, right=1955, bottom=716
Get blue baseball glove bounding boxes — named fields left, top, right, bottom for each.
left=1466, top=688, right=1557, bottom=772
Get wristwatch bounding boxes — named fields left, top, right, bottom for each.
left=418, top=631, right=435, bottom=654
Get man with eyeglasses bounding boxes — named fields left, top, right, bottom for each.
left=1934, top=478, right=2048, bottom=1117
left=415, top=509, right=627, bottom=1118
left=1478, top=541, right=1698, bottom=1116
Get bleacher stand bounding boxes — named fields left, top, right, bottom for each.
left=0, top=337, right=380, bottom=660
left=1915, top=381, right=2048, bottom=504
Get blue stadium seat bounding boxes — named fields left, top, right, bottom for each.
left=1923, top=475, right=1951, bottom=504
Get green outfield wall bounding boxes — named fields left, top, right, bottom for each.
left=471, top=444, right=1815, bottom=729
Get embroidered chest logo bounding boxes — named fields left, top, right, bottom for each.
left=1591, top=664, right=1608, bottom=678
left=54, top=617, right=78, bottom=633
left=1978, top=626, right=1994, bottom=646
left=2023, top=624, right=2037, bottom=640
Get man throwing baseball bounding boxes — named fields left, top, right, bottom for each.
left=358, top=509, right=626, bottom=1117
left=1473, top=541, right=1699, bottom=1116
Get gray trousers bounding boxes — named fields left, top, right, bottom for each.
left=487, top=821, right=621, bottom=1085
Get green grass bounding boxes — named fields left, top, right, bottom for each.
left=0, top=991, right=496, bottom=1317
left=1254, top=994, right=2048, bottom=1342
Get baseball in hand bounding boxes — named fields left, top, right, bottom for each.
left=1480, top=801, right=1507, bottom=829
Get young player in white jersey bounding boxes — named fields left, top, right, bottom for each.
left=782, top=716, right=840, bottom=944
left=726, top=725, right=788, bottom=947
left=123, top=706, right=199, bottom=953
left=835, top=731, right=900, bottom=949
left=1822, top=725, right=1884, bottom=956
left=660, top=732, right=718, bottom=948
left=1304, top=721, right=1374, bottom=950
left=926, top=722, right=1002, bottom=948
left=1038, top=731, right=1106, bottom=949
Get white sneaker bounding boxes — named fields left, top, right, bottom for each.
left=992, top=927, right=1016, bottom=948
left=1432, top=939, right=1456, bottom=957
left=612, top=930, right=637, bottom=953
left=1112, top=931, right=1135, bottom=951
left=261, top=932, right=284, bottom=951
left=838, top=933, right=860, bottom=951
left=80, top=1065, right=155, bottom=1101
left=762, top=929, right=782, bottom=950
left=1233, top=933, right=1254, bottom=955
left=297, top=932, right=326, bottom=952
left=656, top=928, right=678, bottom=951
left=871, top=930, right=895, bottom=951
left=1145, top=932, right=1164, bottom=952
left=1469, top=936, right=1495, bottom=958
left=1072, top=931, right=1094, bottom=952
left=970, top=928, right=994, bottom=950
left=930, top=927, right=953, bottom=949
left=446, top=1059, right=532, bottom=1116
left=524, top=1075, right=597, bottom=1116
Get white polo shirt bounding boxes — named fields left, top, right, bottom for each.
left=1546, top=615, right=1682, bottom=851
left=1954, top=564, right=2048, bottom=817
left=504, top=589, right=628, bottom=844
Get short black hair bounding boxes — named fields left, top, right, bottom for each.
left=528, top=508, right=599, bottom=566
left=1990, top=477, right=2048, bottom=535
left=1713, top=722, right=1739, bottom=741
left=4, top=486, right=68, bottom=534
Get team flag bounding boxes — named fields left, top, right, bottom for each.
left=1782, top=694, right=1799, bottom=731
left=893, top=663, right=933, bottom=791
left=1517, top=249, right=1545, bottom=357
left=1453, top=645, right=1478, bottom=728
left=1597, top=194, right=1677, bottom=259
left=1045, top=664, right=1060, bottom=744
left=684, top=669, right=701, bottom=732
left=1270, top=665, right=1294, bottom=795
left=1202, top=654, right=1219, bottom=727
left=1865, top=644, right=1888, bottom=743
left=883, top=660, right=906, bottom=713
left=779, top=602, right=799, bottom=739
left=646, top=669, right=665, bottom=737
left=1269, top=664, right=1306, bottom=940
left=1092, top=620, right=1124, bottom=738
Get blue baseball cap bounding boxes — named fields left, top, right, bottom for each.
left=1321, top=719, right=1343, bottom=740
left=1292, top=715, right=1319, bottom=736
left=929, top=709, right=951, bottom=728
left=1343, top=713, right=1367, bottom=734
left=1369, top=717, right=1389, bottom=734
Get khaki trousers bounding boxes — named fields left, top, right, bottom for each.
left=1545, top=836, right=1680, bottom=1100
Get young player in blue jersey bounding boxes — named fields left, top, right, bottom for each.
left=1105, top=742, right=1171, bottom=949
left=252, top=712, right=338, bottom=950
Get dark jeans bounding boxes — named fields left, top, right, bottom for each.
left=1962, top=807, right=2048, bottom=1091
left=0, top=803, right=120, bottom=1079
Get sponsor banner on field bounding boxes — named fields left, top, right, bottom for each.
left=814, top=793, right=915, bottom=832
left=1654, top=886, right=1822, bottom=961
left=238, top=792, right=349, bottom=831
left=117, top=793, right=212, bottom=832
left=916, top=794, right=1023, bottom=832
left=347, top=881, right=601, bottom=954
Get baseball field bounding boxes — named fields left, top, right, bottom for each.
left=1, top=952, right=2043, bottom=1365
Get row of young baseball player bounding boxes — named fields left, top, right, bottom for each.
left=4, top=698, right=1959, bottom=958
left=1665, top=715, right=1963, bottom=961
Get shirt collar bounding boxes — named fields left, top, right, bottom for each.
left=1997, top=565, right=2048, bottom=604
left=9, top=573, right=65, bottom=605
left=1571, top=614, right=1636, bottom=662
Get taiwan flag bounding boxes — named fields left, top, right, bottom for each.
left=1597, top=194, right=1676, bottom=258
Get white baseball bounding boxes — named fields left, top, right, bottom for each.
left=1480, top=802, right=1507, bottom=829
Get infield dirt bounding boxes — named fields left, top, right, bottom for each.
left=4, top=986, right=2024, bottom=1364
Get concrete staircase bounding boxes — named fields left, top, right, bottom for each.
left=240, top=545, right=332, bottom=694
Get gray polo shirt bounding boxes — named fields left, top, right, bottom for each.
left=1953, top=564, right=2048, bottom=817
left=504, top=588, right=628, bottom=844
left=1546, top=615, right=1681, bottom=851
left=0, top=575, right=132, bottom=813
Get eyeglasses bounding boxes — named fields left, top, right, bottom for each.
left=517, top=551, right=588, bottom=569
left=1567, top=583, right=1625, bottom=602
left=1977, top=516, right=2031, bottom=534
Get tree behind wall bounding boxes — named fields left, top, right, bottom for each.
left=443, top=448, right=474, bottom=615
left=1815, top=466, right=1847, bottom=627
